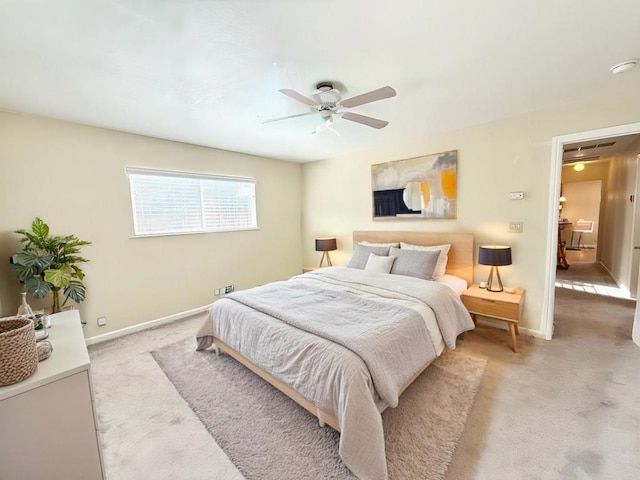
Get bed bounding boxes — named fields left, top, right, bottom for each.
left=196, top=231, right=474, bottom=480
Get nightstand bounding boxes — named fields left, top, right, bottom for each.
left=461, top=285, right=525, bottom=353
left=302, top=267, right=319, bottom=273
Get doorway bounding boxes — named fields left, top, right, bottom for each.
left=543, top=122, right=640, bottom=340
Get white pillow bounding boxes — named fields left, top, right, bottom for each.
left=348, top=244, right=391, bottom=269
left=364, top=253, right=397, bottom=273
left=359, top=241, right=400, bottom=248
left=400, top=242, right=451, bottom=277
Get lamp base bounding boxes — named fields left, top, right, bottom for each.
left=486, top=266, right=504, bottom=292
left=319, top=251, right=333, bottom=268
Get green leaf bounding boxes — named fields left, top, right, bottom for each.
left=25, top=278, right=52, bottom=298
left=64, top=280, right=86, bottom=303
left=12, top=262, right=37, bottom=282
left=31, top=217, right=49, bottom=240
left=71, top=265, right=85, bottom=280
left=12, top=251, right=39, bottom=267
left=44, top=265, right=73, bottom=288
left=35, top=253, right=54, bottom=271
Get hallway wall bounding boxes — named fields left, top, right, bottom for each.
left=561, top=162, right=609, bottom=260
left=600, top=136, right=640, bottom=295
left=561, top=180, right=601, bottom=248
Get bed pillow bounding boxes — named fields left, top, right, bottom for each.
left=389, top=246, right=440, bottom=280
left=400, top=242, right=451, bottom=277
left=347, top=244, right=391, bottom=269
left=364, top=253, right=397, bottom=273
left=358, top=240, right=400, bottom=248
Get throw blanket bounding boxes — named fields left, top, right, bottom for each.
left=300, top=267, right=473, bottom=350
left=196, top=267, right=474, bottom=480
left=227, top=281, right=434, bottom=409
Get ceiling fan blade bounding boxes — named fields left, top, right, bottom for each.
left=279, top=89, right=318, bottom=106
left=341, top=112, right=389, bottom=129
left=339, top=86, right=397, bottom=108
left=262, top=111, right=317, bottom=124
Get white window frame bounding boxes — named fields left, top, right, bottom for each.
left=126, top=167, right=258, bottom=237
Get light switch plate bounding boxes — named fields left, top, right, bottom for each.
left=509, top=222, right=523, bottom=233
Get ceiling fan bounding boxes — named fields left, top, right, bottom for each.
left=263, top=82, right=397, bottom=132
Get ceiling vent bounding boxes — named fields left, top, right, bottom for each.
left=563, top=155, right=601, bottom=164
left=563, top=141, right=616, bottom=153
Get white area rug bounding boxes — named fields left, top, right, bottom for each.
left=152, top=339, right=487, bottom=480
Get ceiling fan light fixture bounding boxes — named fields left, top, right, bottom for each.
left=266, top=83, right=396, bottom=130
left=314, top=82, right=340, bottom=104
left=610, top=59, right=640, bottom=75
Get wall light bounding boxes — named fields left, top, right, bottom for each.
left=573, top=163, right=585, bottom=172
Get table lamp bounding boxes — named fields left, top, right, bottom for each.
left=478, top=245, right=512, bottom=292
left=315, top=237, right=337, bottom=267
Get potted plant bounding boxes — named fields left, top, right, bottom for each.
left=10, top=218, right=91, bottom=313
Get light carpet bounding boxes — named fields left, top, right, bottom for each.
left=151, top=339, right=487, bottom=480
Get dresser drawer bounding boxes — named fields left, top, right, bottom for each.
left=462, top=295, right=520, bottom=321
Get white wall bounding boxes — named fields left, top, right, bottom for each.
left=561, top=161, right=609, bottom=260
left=302, top=92, right=640, bottom=334
left=0, top=112, right=302, bottom=337
left=561, top=180, right=601, bottom=248
left=600, top=136, right=640, bottom=294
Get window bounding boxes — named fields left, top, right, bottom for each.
left=126, top=167, right=257, bottom=236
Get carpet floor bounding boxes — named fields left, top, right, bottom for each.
left=151, top=338, right=487, bottom=480
left=89, top=264, right=640, bottom=479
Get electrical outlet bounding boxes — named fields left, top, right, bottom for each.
left=509, top=222, right=523, bottom=233
left=97, top=316, right=107, bottom=326
left=214, top=288, right=221, bottom=296
left=509, top=191, right=524, bottom=200
left=225, top=285, right=234, bottom=294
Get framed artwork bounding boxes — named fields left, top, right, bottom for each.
left=371, top=150, right=457, bottom=219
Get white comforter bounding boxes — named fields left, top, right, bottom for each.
left=196, top=267, right=474, bottom=480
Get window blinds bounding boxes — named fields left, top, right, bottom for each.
left=126, top=167, right=257, bottom=236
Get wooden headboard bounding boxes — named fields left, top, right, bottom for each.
left=352, top=231, right=474, bottom=286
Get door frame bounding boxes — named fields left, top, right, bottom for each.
left=542, top=121, right=640, bottom=340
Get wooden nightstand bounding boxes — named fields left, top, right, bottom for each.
left=461, top=285, right=525, bottom=353
left=302, top=267, right=319, bottom=273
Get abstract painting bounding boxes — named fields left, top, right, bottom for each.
left=371, top=150, right=457, bottom=219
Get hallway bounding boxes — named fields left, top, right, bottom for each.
left=555, top=249, right=631, bottom=299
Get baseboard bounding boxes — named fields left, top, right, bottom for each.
left=597, top=261, right=632, bottom=297
left=85, top=303, right=212, bottom=346
left=476, top=318, right=547, bottom=339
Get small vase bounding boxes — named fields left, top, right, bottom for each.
left=17, top=292, right=34, bottom=317
left=17, top=293, right=48, bottom=341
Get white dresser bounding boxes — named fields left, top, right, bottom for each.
left=0, top=310, right=105, bottom=480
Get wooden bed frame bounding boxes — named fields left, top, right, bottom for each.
left=212, top=231, right=474, bottom=432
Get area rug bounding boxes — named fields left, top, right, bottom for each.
left=152, top=339, right=487, bottom=480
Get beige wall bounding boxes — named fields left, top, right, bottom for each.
left=560, top=180, right=601, bottom=247
left=600, top=136, right=640, bottom=294
left=561, top=161, right=609, bottom=258
left=302, top=93, right=640, bottom=333
left=0, top=112, right=302, bottom=337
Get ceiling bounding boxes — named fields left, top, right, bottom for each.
left=563, top=134, right=640, bottom=165
left=1, top=1, right=640, bottom=163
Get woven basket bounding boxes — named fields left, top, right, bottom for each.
left=0, top=317, right=37, bottom=386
